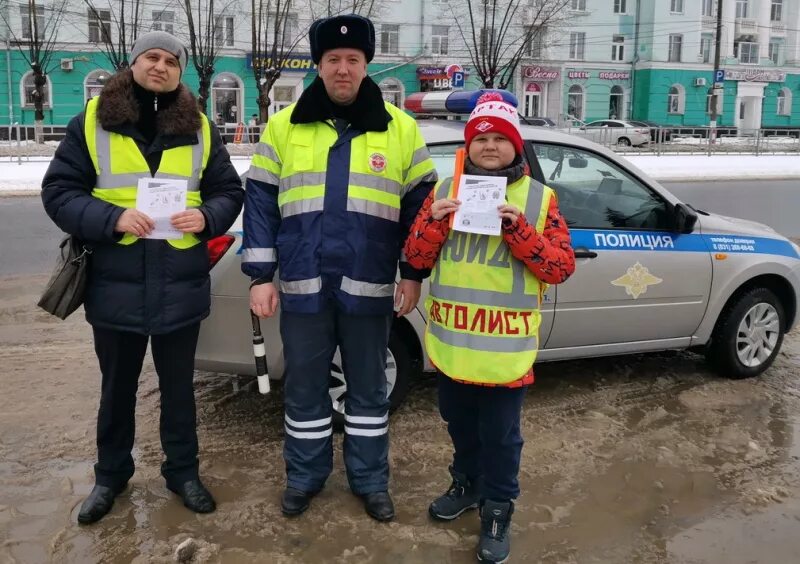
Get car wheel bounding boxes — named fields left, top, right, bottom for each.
left=706, top=287, right=785, bottom=379
left=617, top=137, right=632, bottom=146
left=328, top=327, right=414, bottom=428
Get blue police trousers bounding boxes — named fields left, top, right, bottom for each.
left=280, top=305, right=392, bottom=495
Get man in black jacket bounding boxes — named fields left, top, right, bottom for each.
left=41, top=31, right=243, bottom=524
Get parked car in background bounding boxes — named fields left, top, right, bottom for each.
left=521, top=116, right=557, bottom=128
left=630, top=120, right=674, bottom=142
left=196, top=90, right=800, bottom=426
left=578, top=119, right=651, bottom=147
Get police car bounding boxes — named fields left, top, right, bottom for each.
left=196, top=90, right=800, bottom=422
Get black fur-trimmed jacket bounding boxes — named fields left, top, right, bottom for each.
left=41, top=70, right=244, bottom=335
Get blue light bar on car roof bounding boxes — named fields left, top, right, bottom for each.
left=404, top=89, right=518, bottom=114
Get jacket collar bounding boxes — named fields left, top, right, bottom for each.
left=95, top=69, right=201, bottom=139
left=290, top=75, right=391, bottom=132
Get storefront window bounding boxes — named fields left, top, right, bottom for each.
left=84, top=69, right=111, bottom=102
left=212, top=73, right=243, bottom=124
left=378, top=78, right=404, bottom=108
left=567, top=85, right=584, bottom=121
left=270, top=85, right=295, bottom=115
left=667, top=85, right=684, bottom=114
left=777, top=88, right=791, bottom=115
left=21, top=72, right=51, bottom=108
left=609, top=85, right=624, bottom=119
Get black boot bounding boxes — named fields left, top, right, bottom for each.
left=167, top=479, right=216, bottom=514
left=477, top=499, right=514, bottom=563
left=428, top=466, right=480, bottom=521
left=77, top=484, right=126, bottom=524
left=281, top=487, right=318, bottom=516
left=361, top=491, right=395, bottom=522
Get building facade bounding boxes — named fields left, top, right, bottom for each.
left=633, top=0, right=800, bottom=129
left=0, top=0, right=798, bottom=129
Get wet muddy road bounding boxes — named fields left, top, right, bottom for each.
left=2, top=275, right=800, bottom=563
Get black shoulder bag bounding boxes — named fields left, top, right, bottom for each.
left=37, top=236, right=92, bottom=320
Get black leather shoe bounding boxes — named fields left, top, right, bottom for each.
left=281, top=487, right=318, bottom=516
left=77, top=484, right=126, bottom=525
left=361, top=491, right=395, bottom=522
left=167, top=479, right=216, bottom=514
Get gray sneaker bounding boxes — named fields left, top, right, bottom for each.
left=477, top=499, right=514, bottom=563
left=428, top=466, right=480, bottom=521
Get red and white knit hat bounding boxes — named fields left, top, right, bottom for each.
left=464, top=92, right=523, bottom=155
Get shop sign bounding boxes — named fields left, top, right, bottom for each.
left=568, top=71, right=590, bottom=80
left=246, top=53, right=315, bottom=72
left=725, top=70, right=786, bottom=83
left=521, top=66, right=559, bottom=81
left=417, top=65, right=469, bottom=91
left=598, top=71, right=630, bottom=80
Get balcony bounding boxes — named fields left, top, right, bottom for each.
left=735, top=18, right=758, bottom=33
left=702, top=16, right=716, bottom=30
left=771, top=23, right=786, bottom=36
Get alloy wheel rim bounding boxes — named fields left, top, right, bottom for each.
left=329, top=348, right=398, bottom=415
left=735, top=302, right=780, bottom=368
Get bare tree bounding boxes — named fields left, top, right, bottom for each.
left=83, top=0, right=145, bottom=70
left=0, top=0, right=70, bottom=141
left=250, top=0, right=307, bottom=123
left=450, top=0, right=570, bottom=89
left=310, top=0, right=382, bottom=18
left=182, top=0, right=236, bottom=114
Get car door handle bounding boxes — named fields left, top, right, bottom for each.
left=574, top=249, right=598, bottom=259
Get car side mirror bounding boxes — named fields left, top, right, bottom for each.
left=672, top=203, right=698, bottom=234
left=568, top=157, right=588, bottom=169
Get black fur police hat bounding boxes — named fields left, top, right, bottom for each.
left=310, top=14, right=375, bottom=64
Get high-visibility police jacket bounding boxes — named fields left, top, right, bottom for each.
left=242, top=99, right=438, bottom=315
left=41, top=71, right=244, bottom=335
left=424, top=175, right=554, bottom=384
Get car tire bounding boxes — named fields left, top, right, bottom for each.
left=705, top=287, right=785, bottom=379
left=617, top=137, right=632, bottom=146
left=329, top=327, right=415, bottom=429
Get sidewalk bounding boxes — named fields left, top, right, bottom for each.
left=1, top=154, right=799, bottom=195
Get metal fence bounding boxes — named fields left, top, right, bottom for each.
left=561, top=125, right=800, bottom=156
left=3, top=122, right=800, bottom=162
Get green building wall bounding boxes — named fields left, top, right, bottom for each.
left=632, top=68, right=800, bottom=128
left=0, top=48, right=451, bottom=125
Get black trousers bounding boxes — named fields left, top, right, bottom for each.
left=437, top=373, right=526, bottom=501
left=92, top=323, right=201, bottom=489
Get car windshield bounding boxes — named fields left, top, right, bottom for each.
left=428, top=143, right=461, bottom=178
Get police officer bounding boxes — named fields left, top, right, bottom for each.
left=242, top=14, right=437, bottom=521
left=41, top=31, right=244, bottom=524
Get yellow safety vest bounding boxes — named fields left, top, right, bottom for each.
left=84, top=96, right=211, bottom=249
left=425, top=175, right=554, bottom=384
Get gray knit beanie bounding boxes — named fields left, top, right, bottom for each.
left=129, top=31, right=188, bottom=74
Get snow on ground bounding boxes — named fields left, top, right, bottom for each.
left=0, top=154, right=799, bottom=194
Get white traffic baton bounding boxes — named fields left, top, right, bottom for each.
left=251, top=311, right=270, bottom=394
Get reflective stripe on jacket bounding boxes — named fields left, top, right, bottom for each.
left=242, top=101, right=437, bottom=314
left=425, top=175, right=553, bottom=384
left=84, top=96, right=211, bottom=249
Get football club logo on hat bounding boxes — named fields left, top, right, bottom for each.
left=369, top=153, right=387, bottom=173
left=475, top=120, right=493, bottom=132
left=341, top=26, right=348, bottom=34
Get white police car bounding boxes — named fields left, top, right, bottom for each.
left=196, top=90, right=800, bottom=421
